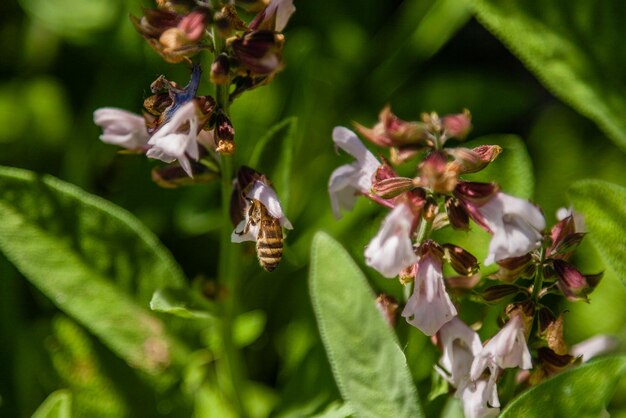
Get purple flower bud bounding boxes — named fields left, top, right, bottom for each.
left=442, top=109, right=472, bottom=140
left=442, top=244, right=479, bottom=276
left=371, top=176, right=416, bottom=199
left=446, top=145, right=502, bottom=174
left=553, top=259, right=602, bottom=302
left=445, top=196, right=470, bottom=231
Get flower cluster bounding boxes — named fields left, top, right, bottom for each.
left=94, top=0, right=295, bottom=271
left=329, top=106, right=609, bottom=416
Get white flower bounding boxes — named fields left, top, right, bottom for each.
left=458, top=377, right=500, bottom=418
left=93, top=108, right=149, bottom=149
left=402, top=247, right=456, bottom=335
left=478, top=192, right=545, bottom=265
left=364, top=203, right=417, bottom=278
left=570, top=335, right=618, bottom=362
left=146, top=101, right=200, bottom=177
left=470, top=315, right=532, bottom=383
left=328, top=127, right=380, bottom=218
left=437, top=317, right=482, bottom=387
left=231, top=180, right=292, bottom=243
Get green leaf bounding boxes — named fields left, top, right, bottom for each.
left=568, top=180, right=626, bottom=285
left=470, top=0, right=626, bottom=151
left=501, top=356, right=626, bottom=417
left=233, top=310, right=267, bottom=348
left=150, top=287, right=217, bottom=320
left=309, top=232, right=423, bottom=418
left=0, top=167, right=187, bottom=384
left=463, top=134, right=534, bottom=199
left=32, top=390, right=72, bottom=418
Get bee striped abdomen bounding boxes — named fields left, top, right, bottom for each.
left=256, top=218, right=283, bottom=272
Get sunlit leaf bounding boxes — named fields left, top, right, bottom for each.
left=32, top=390, right=72, bottom=418
left=471, top=0, right=626, bottom=151
left=0, top=167, right=187, bottom=385
left=233, top=310, right=266, bottom=348
left=309, top=232, right=423, bottom=418
left=150, top=287, right=217, bottom=320
left=568, top=180, right=626, bottom=286
left=501, top=356, right=626, bottom=417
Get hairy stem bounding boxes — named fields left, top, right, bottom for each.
left=212, top=2, right=248, bottom=416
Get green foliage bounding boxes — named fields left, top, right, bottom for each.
left=501, top=357, right=626, bottom=417
left=309, top=232, right=423, bottom=418
left=569, top=180, right=626, bottom=286
left=32, top=390, right=72, bottom=418
left=471, top=0, right=626, bottom=151
left=0, top=167, right=187, bottom=386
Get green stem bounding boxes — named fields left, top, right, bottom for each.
left=211, top=2, right=248, bottom=416
left=531, top=246, right=546, bottom=302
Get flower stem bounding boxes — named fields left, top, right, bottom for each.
left=211, top=2, right=248, bottom=416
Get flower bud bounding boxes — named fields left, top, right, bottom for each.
left=177, top=10, right=208, bottom=41
left=354, top=106, right=427, bottom=148
left=418, top=151, right=460, bottom=194
left=442, top=109, right=472, bottom=140
left=214, top=5, right=247, bottom=38
left=442, top=244, right=478, bottom=276
left=215, top=110, right=235, bottom=155
left=489, top=254, right=534, bottom=282
left=230, top=30, right=284, bottom=76
left=144, top=92, right=173, bottom=116
left=548, top=215, right=585, bottom=259
left=481, top=284, right=526, bottom=303
left=422, top=196, right=438, bottom=222
left=446, top=144, right=502, bottom=174
left=371, top=176, right=416, bottom=199
left=553, top=259, right=602, bottom=302
left=539, top=313, right=568, bottom=355
left=211, top=53, right=231, bottom=85
left=454, top=181, right=500, bottom=206
left=445, top=196, right=469, bottom=230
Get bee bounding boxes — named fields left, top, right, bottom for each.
left=238, top=199, right=283, bottom=272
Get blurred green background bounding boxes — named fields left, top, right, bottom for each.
left=2, top=0, right=626, bottom=416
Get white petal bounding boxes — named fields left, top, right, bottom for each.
left=332, top=127, right=380, bottom=170
left=94, top=107, right=149, bottom=149
left=481, top=193, right=545, bottom=265
left=364, top=204, right=417, bottom=278
left=402, top=253, right=457, bottom=335
left=458, top=378, right=500, bottom=418
left=247, top=181, right=292, bottom=229
left=570, top=335, right=618, bottom=362
left=438, top=317, right=482, bottom=386
left=328, top=164, right=361, bottom=218
left=231, top=220, right=258, bottom=243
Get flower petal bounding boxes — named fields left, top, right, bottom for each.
left=364, top=204, right=417, bottom=278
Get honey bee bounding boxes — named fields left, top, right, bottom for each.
left=238, top=199, right=283, bottom=272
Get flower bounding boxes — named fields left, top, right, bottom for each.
left=437, top=318, right=500, bottom=418
left=470, top=315, right=532, bottom=382
left=231, top=180, right=292, bottom=243
left=364, top=203, right=418, bottom=278
left=437, top=317, right=482, bottom=387
left=146, top=101, right=201, bottom=177
left=457, top=377, right=500, bottom=418
left=402, top=242, right=457, bottom=335
left=463, top=191, right=545, bottom=265
left=328, top=127, right=380, bottom=218
left=93, top=108, right=149, bottom=149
